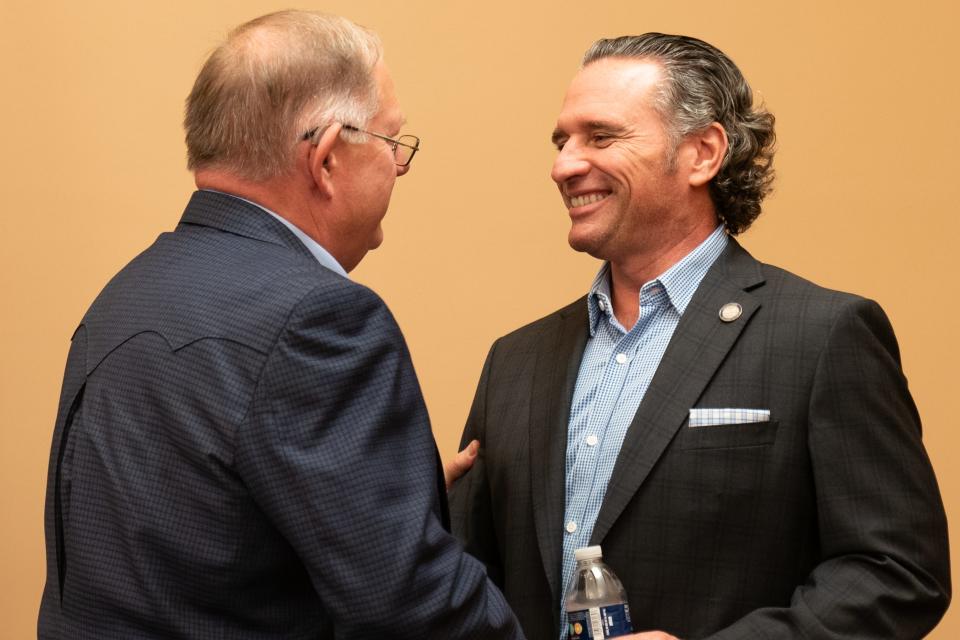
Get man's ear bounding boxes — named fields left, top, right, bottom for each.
left=687, top=122, right=728, bottom=187
left=306, top=123, right=343, bottom=198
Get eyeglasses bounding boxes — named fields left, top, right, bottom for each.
left=301, top=124, right=420, bottom=167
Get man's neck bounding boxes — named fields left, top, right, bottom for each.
left=195, top=169, right=328, bottom=245
left=607, top=221, right=717, bottom=330
left=196, top=169, right=292, bottom=215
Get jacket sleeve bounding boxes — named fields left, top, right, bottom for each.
left=449, top=341, right=505, bottom=587
left=706, top=298, right=950, bottom=639
left=234, top=281, right=522, bottom=640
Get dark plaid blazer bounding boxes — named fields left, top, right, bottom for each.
left=39, top=190, right=521, bottom=639
left=450, top=239, right=950, bottom=639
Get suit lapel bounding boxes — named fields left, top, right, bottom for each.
left=530, top=297, right=589, bottom=604
left=590, top=241, right=766, bottom=545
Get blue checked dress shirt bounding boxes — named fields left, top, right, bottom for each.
left=559, top=226, right=729, bottom=636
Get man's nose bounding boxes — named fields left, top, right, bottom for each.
left=551, top=144, right=590, bottom=185
left=396, top=162, right=410, bottom=177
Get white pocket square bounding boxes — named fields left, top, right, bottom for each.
left=689, top=408, right=770, bottom=427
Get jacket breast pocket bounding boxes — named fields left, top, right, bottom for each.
left=678, top=420, right=779, bottom=451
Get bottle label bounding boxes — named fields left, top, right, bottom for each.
left=567, top=603, right=633, bottom=639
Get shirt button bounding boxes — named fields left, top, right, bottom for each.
left=615, top=353, right=627, bottom=364
left=586, top=435, right=598, bottom=446
left=566, top=520, right=578, bottom=533
left=598, top=299, right=606, bottom=311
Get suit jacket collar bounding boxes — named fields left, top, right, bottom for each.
left=530, top=239, right=766, bottom=604
left=179, top=190, right=317, bottom=264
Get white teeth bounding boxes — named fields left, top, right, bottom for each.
left=570, top=192, right=607, bottom=208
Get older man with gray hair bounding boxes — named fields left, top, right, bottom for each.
left=39, top=10, right=521, bottom=639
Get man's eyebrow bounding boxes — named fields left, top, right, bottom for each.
left=551, top=121, right=629, bottom=145
left=584, top=120, right=628, bottom=134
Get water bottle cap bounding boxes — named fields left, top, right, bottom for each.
left=574, top=545, right=603, bottom=561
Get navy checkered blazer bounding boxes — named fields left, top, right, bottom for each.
left=39, top=190, right=521, bottom=639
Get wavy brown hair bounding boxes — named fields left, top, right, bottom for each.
left=583, top=34, right=776, bottom=235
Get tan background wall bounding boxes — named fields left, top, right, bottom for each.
left=2, top=0, right=957, bottom=636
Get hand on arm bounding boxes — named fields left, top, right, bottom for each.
left=447, top=344, right=505, bottom=587
left=444, top=439, right=479, bottom=490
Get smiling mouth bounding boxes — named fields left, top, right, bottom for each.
left=569, top=192, right=609, bottom=208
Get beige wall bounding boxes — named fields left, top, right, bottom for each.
left=2, top=0, right=957, bottom=636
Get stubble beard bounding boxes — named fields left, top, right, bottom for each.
left=567, top=208, right=626, bottom=262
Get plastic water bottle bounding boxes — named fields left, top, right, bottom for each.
left=565, top=545, right=633, bottom=639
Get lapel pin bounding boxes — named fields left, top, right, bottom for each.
left=719, top=302, right=742, bottom=323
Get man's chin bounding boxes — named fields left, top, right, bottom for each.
left=568, top=230, right=604, bottom=259
left=368, top=226, right=384, bottom=250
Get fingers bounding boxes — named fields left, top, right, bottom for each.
left=443, top=439, right=479, bottom=490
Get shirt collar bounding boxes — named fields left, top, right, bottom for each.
left=200, top=189, right=348, bottom=278
left=587, top=225, right=729, bottom=335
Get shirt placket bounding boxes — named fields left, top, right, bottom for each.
left=560, top=287, right=671, bottom=637
left=560, top=316, right=642, bottom=613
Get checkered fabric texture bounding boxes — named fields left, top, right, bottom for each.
left=687, top=408, right=771, bottom=427
left=39, top=190, right=522, bottom=639
left=449, top=239, right=950, bottom=640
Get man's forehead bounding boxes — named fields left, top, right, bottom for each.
left=553, top=59, right=664, bottom=133
left=553, top=95, right=637, bottom=134
left=373, top=60, right=405, bottom=127
left=378, top=107, right=405, bottom=133
left=373, top=87, right=405, bottom=131
left=565, top=58, right=663, bottom=105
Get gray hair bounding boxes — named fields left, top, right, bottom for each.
left=184, top=10, right=382, bottom=181
left=583, top=34, right=776, bottom=235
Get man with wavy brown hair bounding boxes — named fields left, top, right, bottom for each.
left=450, top=33, right=949, bottom=640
